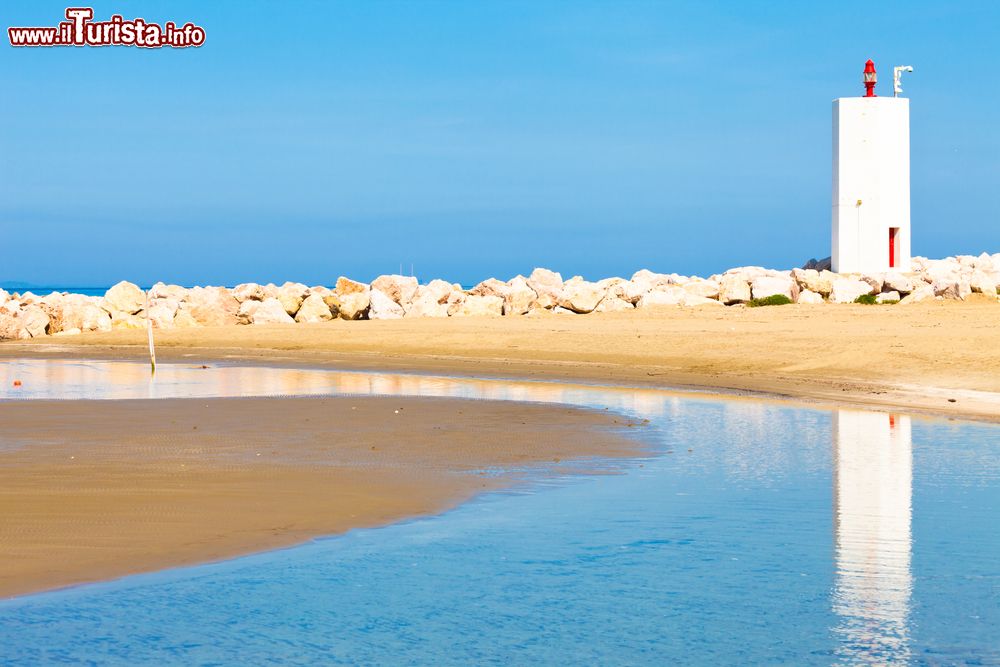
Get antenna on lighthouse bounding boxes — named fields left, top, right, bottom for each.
left=893, top=66, right=914, bottom=97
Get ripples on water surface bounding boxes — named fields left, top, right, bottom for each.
left=0, top=360, right=998, bottom=665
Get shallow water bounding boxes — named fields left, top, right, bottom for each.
left=1, top=359, right=998, bottom=664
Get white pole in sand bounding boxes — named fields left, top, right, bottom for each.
left=145, top=290, right=156, bottom=374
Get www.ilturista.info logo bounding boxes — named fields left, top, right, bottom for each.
left=8, top=7, right=205, bottom=48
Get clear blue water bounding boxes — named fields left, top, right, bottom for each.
left=1, top=286, right=111, bottom=297
left=1, top=361, right=998, bottom=665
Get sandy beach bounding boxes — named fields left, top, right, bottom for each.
left=2, top=300, right=998, bottom=596
left=4, top=298, right=999, bottom=422
left=0, top=395, right=642, bottom=598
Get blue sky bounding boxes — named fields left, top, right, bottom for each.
left=2, top=1, right=997, bottom=286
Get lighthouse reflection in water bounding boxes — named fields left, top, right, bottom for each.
left=833, top=410, right=913, bottom=664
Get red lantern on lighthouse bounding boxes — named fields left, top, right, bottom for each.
left=863, top=59, right=877, bottom=97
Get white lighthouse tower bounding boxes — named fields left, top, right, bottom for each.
left=832, top=60, right=913, bottom=273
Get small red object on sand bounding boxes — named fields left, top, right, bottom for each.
left=13, top=380, right=22, bottom=387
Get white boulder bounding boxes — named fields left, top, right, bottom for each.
left=829, top=278, right=875, bottom=304
left=173, top=309, right=201, bottom=328
left=421, top=279, right=455, bottom=304
left=308, top=285, right=332, bottom=298
left=681, top=279, right=720, bottom=300
left=595, top=295, right=634, bottom=312
left=183, top=287, right=240, bottom=326
left=147, top=303, right=178, bottom=329
left=882, top=272, right=913, bottom=294
left=406, top=292, right=450, bottom=318
left=974, top=252, right=995, bottom=271
left=237, top=299, right=261, bottom=325
left=368, top=288, right=405, bottom=320
left=469, top=278, right=509, bottom=299
left=20, top=305, right=50, bottom=337
left=560, top=279, right=605, bottom=313
left=405, top=280, right=454, bottom=318
left=750, top=275, right=796, bottom=301
left=718, top=275, right=751, bottom=305
left=503, top=276, right=536, bottom=316
left=232, top=283, right=266, bottom=303
left=876, top=291, right=901, bottom=303
left=111, top=311, right=145, bottom=330
left=970, top=271, right=998, bottom=297
left=526, top=268, right=563, bottom=308
left=371, top=275, right=418, bottom=307
left=796, top=290, right=824, bottom=304
left=0, top=309, right=21, bottom=339
left=899, top=284, right=935, bottom=304
left=276, top=282, right=309, bottom=316
left=294, top=294, right=333, bottom=323
left=444, top=291, right=465, bottom=314
left=453, top=294, right=503, bottom=317
left=72, top=301, right=113, bottom=332
left=685, top=294, right=724, bottom=307
left=41, top=296, right=112, bottom=334
left=148, top=283, right=188, bottom=301
left=637, top=287, right=686, bottom=308
left=792, top=268, right=835, bottom=296
left=101, top=281, right=144, bottom=315
left=625, top=269, right=673, bottom=303
left=333, top=277, right=370, bottom=320
left=933, top=278, right=971, bottom=300
left=251, top=298, right=295, bottom=325
left=859, top=274, right=884, bottom=293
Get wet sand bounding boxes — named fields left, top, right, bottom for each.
left=0, top=396, right=643, bottom=599
left=4, top=298, right=999, bottom=421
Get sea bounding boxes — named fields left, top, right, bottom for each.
left=0, top=360, right=998, bottom=665
left=2, top=286, right=115, bottom=297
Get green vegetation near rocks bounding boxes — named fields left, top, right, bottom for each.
left=855, top=293, right=899, bottom=305
left=747, top=294, right=793, bottom=307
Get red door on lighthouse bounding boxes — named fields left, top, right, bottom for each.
left=889, top=228, right=899, bottom=268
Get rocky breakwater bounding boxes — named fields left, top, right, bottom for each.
left=1, top=253, right=998, bottom=341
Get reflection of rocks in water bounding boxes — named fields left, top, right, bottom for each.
left=0, top=359, right=671, bottom=423
left=832, top=410, right=913, bottom=665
